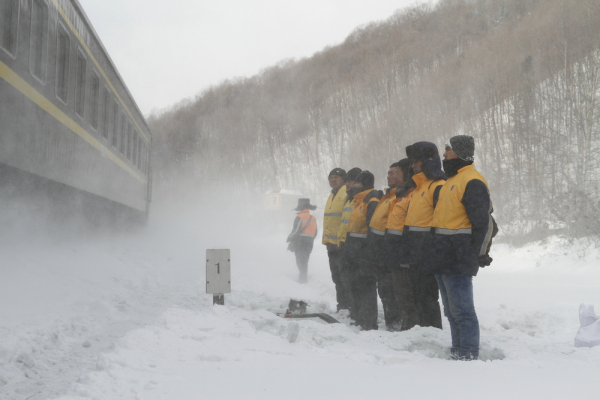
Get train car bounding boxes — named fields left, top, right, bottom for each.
left=0, top=0, right=151, bottom=226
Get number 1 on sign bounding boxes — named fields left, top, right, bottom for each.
left=216, top=263, right=220, bottom=274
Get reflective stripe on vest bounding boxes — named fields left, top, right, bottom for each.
left=341, top=219, right=350, bottom=224
left=324, top=234, right=338, bottom=240
left=349, top=232, right=367, bottom=238
left=324, top=213, right=342, bottom=217
left=435, top=228, right=472, bottom=235
left=369, top=227, right=385, bottom=236
left=408, top=226, right=431, bottom=232
left=386, top=229, right=403, bottom=236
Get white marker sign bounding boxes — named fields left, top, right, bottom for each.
left=206, top=249, right=231, bottom=294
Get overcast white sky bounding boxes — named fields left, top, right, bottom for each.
left=78, top=0, right=433, bottom=116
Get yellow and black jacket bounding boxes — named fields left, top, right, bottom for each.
left=401, top=172, right=445, bottom=266
left=322, top=185, right=347, bottom=246
left=343, top=188, right=381, bottom=261
left=426, top=164, right=496, bottom=276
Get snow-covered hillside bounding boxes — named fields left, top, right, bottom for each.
left=1, top=202, right=599, bottom=399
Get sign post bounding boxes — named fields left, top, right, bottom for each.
left=206, top=249, right=231, bottom=305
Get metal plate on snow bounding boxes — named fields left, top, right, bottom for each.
left=206, top=249, right=231, bottom=294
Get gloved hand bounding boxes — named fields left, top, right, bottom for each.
left=478, top=254, right=493, bottom=267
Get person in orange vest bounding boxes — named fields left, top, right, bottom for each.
left=381, top=158, right=417, bottom=331
left=400, top=142, right=447, bottom=329
left=323, top=168, right=349, bottom=310
left=366, top=162, right=403, bottom=330
left=427, top=135, right=497, bottom=360
left=287, top=198, right=318, bottom=283
left=343, top=171, right=382, bottom=330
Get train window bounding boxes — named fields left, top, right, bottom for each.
left=89, top=72, right=100, bottom=130
left=75, top=50, right=86, bottom=117
left=0, top=0, right=19, bottom=57
left=111, top=101, right=119, bottom=148
left=146, top=144, right=150, bottom=175
left=56, top=25, right=70, bottom=103
left=144, top=143, right=149, bottom=175
left=101, top=88, right=110, bottom=140
left=120, top=113, right=127, bottom=156
left=136, top=135, right=141, bottom=169
left=30, top=0, right=49, bottom=82
left=139, top=139, right=144, bottom=170
left=128, top=123, right=134, bottom=161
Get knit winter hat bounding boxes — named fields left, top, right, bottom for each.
left=329, top=168, right=347, bottom=180
left=345, top=167, right=362, bottom=182
left=354, top=170, right=375, bottom=190
left=446, top=135, right=475, bottom=161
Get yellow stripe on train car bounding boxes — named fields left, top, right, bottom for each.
left=0, top=60, right=147, bottom=184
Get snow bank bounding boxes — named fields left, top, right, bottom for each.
left=1, top=204, right=599, bottom=399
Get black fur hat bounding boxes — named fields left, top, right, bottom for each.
left=354, top=170, right=375, bottom=190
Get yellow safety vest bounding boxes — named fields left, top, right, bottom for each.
left=385, top=189, right=413, bottom=236
left=322, top=185, right=347, bottom=245
left=348, top=189, right=380, bottom=237
left=404, top=172, right=444, bottom=231
left=368, top=188, right=396, bottom=235
left=337, top=198, right=356, bottom=245
left=433, top=164, right=490, bottom=233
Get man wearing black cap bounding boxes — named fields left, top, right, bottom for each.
left=287, top=198, right=318, bottom=283
left=323, top=168, right=348, bottom=310
left=401, top=142, right=446, bottom=329
left=344, top=171, right=382, bottom=330
left=427, top=135, right=497, bottom=360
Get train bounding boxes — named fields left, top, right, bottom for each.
left=0, top=0, right=152, bottom=226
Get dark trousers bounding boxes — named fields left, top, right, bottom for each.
left=295, top=250, right=310, bottom=283
left=328, top=250, right=351, bottom=310
left=348, top=260, right=378, bottom=330
left=376, top=264, right=402, bottom=330
left=391, top=265, right=442, bottom=330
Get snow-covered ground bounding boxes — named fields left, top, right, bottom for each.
left=1, top=199, right=599, bottom=400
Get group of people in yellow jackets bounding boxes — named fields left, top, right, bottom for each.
left=322, top=135, right=497, bottom=361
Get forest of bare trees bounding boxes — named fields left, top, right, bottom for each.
left=149, top=0, right=600, bottom=242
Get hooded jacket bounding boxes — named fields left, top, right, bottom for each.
left=425, top=164, right=497, bottom=276
left=401, top=142, right=447, bottom=268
